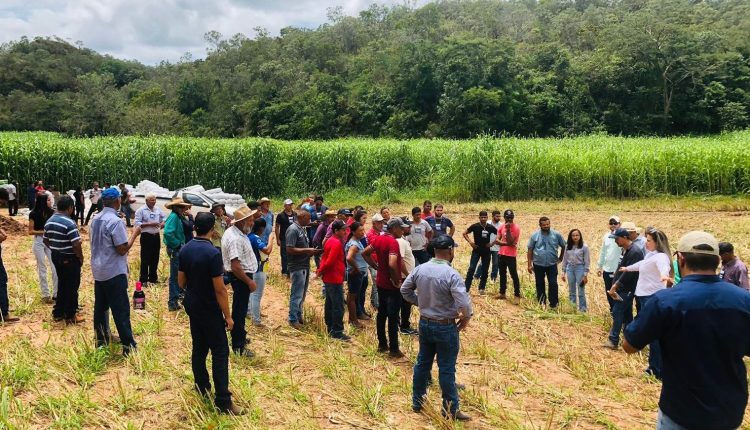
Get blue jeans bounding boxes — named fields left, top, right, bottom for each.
left=324, top=283, right=345, bottom=337
left=412, top=249, right=431, bottom=266
left=93, top=274, right=136, bottom=353
left=351, top=271, right=369, bottom=317
left=368, top=268, right=379, bottom=309
left=533, top=264, right=559, bottom=307
left=412, top=319, right=460, bottom=415
left=657, top=409, right=690, bottom=430
left=465, top=251, right=490, bottom=291
left=609, top=290, right=634, bottom=345
left=288, top=269, right=309, bottom=323
left=167, top=247, right=181, bottom=307
left=565, top=264, right=587, bottom=312
left=475, top=250, right=499, bottom=280
left=248, top=271, right=266, bottom=324
left=636, top=294, right=662, bottom=378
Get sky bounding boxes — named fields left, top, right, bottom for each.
left=0, top=0, right=430, bottom=65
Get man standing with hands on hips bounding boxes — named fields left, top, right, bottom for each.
left=401, top=235, right=473, bottom=422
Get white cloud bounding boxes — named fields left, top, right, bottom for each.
left=0, top=0, right=431, bottom=65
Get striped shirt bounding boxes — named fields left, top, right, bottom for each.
left=43, top=213, right=81, bottom=254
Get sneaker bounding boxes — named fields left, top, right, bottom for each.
left=65, top=314, right=86, bottom=325
left=42, top=297, right=54, bottom=305
left=357, top=314, right=371, bottom=321
left=497, top=293, right=507, bottom=300
left=332, top=334, right=351, bottom=342
left=234, top=349, right=255, bottom=359
left=289, top=322, right=303, bottom=330
left=602, top=339, right=619, bottom=350
left=479, top=289, right=486, bottom=296
left=220, top=403, right=246, bottom=416
left=400, top=328, right=419, bottom=336
left=168, top=303, right=182, bottom=312
left=389, top=350, right=405, bottom=359
left=1, top=314, right=20, bottom=323
left=377, top=346, right=388, bottom=353
left=452, top=411, right=472, bottom=421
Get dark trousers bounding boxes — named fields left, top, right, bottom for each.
left=413, top=249, right=431, bottom=266
left=464, top=251, right=490, bottom=292
left=280, top=241, right=289, bottom=275
left=498, top=255, right=521, bottom=296
left=353, top=272, right=369, bottom=316
left=475, top=250, right=499, bottom=280
left=635, top=295, right=662, bottom=378
left=0, top=251, right=8, bottom=316
left=230, top=274, right=252, bottom=352
left=84, top=203, right=99, bottom=225
left=609, top=290, right=634, bottom=345
left=377, top=288, right=402, bottom=352
left=51, top=252, right=81, bottom=320
left=188, top=310, right=232, bottom=410
left=412, top=319, right=460, bottom=415
left=93, top=274, right=136, bottom=353
left=602, top=271, right=615, bottom=312
left=7, top=200, right=18, bottom=216
left=533, top=264, right=559, bottom=307
left=401, top=300, right=413, bottom=330
left=75, top=204, right=84, bottom=225
left=324, top=283, right=345, bottom=337
left=139, top=233, right=161, bottom=283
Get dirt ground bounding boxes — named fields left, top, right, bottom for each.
left=1, top=199, right=750, bottom=429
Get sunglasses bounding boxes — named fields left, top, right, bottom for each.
left=609, top=222, right=620, bottom=225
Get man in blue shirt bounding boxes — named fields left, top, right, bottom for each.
left=624, top=231, right=750, bottom=430
left=526, top=217, right=566, bottom=308
left=90, top=187, right=141, bottom=355
left=178, top=212, right=243, bottom=415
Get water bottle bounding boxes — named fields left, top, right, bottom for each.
left=133, top=281, right=146, bottom=310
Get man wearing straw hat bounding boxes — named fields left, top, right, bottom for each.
left=164, top=197, right=191, bottom=311
left=624, top=231, right=750, bottom=430
left=222, top=206, right=258, bottom=357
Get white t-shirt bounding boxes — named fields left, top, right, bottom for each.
left=625, top=251, right=671, bottom=297
left=406, top=220, right=433, bottom=251
left=2, top=184, right=16, bottom=200
left=397, top=237, right=416, bottom=275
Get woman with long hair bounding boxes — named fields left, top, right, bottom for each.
left=28, top=191, right=57, bottom=303
left=619, top=227, right=672, bottom=379
left=561, top=229, right=590, bottom=312
left=345, top=222, right=368, bottom=328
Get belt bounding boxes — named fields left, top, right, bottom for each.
left=420, top=316, right=456, bottom=325
left=225, top=272, right=254, bottom=280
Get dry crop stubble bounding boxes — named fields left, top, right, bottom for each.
left=0, top=200, right=749, bottom=429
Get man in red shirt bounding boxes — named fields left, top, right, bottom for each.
left=496, top=210, right=522, bottom=304
left=421, top=200, right=433, bottom=220
left=366, top=213, right=385, bottom=311
left=363, top=218, right=407, bottom=358
left=317, top=220, right=349, bottom=341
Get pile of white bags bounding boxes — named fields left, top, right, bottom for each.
left=134, top=180, right=245, bottom=206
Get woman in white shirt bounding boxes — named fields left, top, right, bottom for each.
left=619, top=228, right=672, bottom=379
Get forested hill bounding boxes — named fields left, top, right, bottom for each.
left=1, top=0, right=749, bottom=139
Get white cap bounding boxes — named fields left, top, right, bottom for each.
left=372, top=214, right=384, bottom=222
left=283, top=199, right=293, bottom=205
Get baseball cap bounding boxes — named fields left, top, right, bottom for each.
left=337, top=208, right=353, bottom=216
left=430, top=235, right=456, bottom=250
left=331, top=220, right=346, bottom=231
left=283, top=198, right=293, bottom=205
left=372, top=214, right=384, bottom=222
left=609, top=215, right=621, bottom=224
left=503, top=209, right=514, bottom=218
left=677, top=231, right=720, bottom=256
left=621, top=221, right=639, bottom=232
left=101, top=187, right=121, bottom=200
left=210, top=202, right=225, bottom=213
left=609, top=228, right=630, bottom=239
left=387, top=218, right=409, bottom=230
left=259, top=197, right=271, bottom=203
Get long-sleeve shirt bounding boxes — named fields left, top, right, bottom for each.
left=624, top=250, right=671, bottom=297
left=598, top=232, right=621, bottom=273
left=562, top=245, right=590, bottom=273
left=317, top=237, right=345, bottom=284
left=163, top=212, right=186, bottom=250
left=612, top=243, right=644, bottom=293
left=401, top=259, right=473, bottom=320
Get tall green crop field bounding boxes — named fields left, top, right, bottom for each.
left=1, top=132, right=748, bottom=201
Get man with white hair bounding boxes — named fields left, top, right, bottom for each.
left=135, top=193, right=166, bottom=286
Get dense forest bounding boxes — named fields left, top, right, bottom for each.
left=1, top=0, right=749, bottom=139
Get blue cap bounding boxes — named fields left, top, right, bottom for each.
left=609, top=228, right=629, bottom=239
left=101, top=187, right=121, bottom=200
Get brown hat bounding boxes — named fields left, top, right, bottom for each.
left=232, top=206, right=257, bottom=223
left=165, top=197, right=190, bottom=209
left=677, top=231, right=720, bottom=256
left=324, top=209, right=336, bottom=217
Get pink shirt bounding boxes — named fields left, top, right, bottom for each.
left=498, top=223, right=521, bottom=257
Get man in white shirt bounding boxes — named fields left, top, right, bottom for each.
left=398, top=217, right=418, bottom=336
left=2, top=182, right=17, bottom=216
left=135, top=193, right=166, bottom=285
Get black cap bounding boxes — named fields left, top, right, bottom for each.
left=609, top=228, right=629, bottom=239
left=430, top=235, right=456, bottom=250
left=211, top=202, right=225, bottom=213
left=194, top=212, right=216, bottom=234
left=504, top=209, right=514, bottom=218
left=331, top=220, right=346, bottom=231
left=337, top=208, right=352, bottom=216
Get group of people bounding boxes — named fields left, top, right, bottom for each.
left=3, top=185, right=750, bottom=428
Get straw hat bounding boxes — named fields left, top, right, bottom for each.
left=232, top=206, right=257, bottom=223
left=165, top=197, right=190, bottom=209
